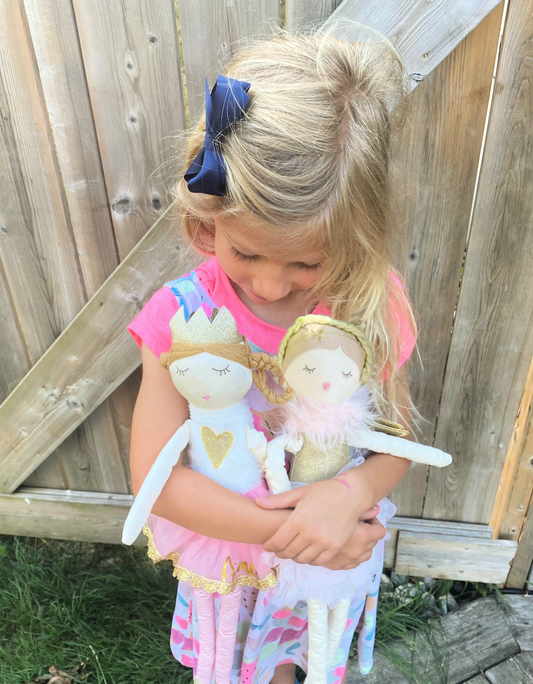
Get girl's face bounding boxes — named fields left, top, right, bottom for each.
left=284, top=347, right=362, bottom=405
left=212, top=215, right=326, bottom=307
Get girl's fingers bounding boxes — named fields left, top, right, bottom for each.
left=286, top=543, right=322, bottom=565
left=263, top=522, right=299, bottom=553
left=255, top=488, right=304, bottom=510
left=270, top=532, right=316, bottom=560
left=358, top=504, right=380, bottom=521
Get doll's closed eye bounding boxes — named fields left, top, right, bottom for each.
left=342, top=371, right=353, bottom=378
left=175, top=367, right=189, bottom=376
left=303, top=365, right=315, bottom=374
left=212, top=365, right=231, bottom=376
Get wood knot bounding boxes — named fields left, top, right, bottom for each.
left=113, top=197, right=133, bottom=216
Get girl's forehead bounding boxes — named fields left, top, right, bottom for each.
left=216, top=213, right=327, bottom=262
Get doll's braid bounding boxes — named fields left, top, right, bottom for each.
left=249, top=352, right=294, bottom=405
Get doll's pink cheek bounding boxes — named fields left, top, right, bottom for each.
left=322, top=382, right=331, bottom=391
left=203, top=395, right=211, bottom=401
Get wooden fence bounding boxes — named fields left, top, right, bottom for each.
left=0, top=0, right=532, bottom=588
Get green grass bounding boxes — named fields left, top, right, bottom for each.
left=1, top=536, right=503, bottom=684
left=0, top=535, right=190, bottom=684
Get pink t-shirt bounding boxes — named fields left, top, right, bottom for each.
left=127, top=257, right=416, bottom=372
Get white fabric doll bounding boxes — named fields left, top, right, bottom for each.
left=249, top=314, right=452, bottom=683
left=122, top=306, right=292, bottom=684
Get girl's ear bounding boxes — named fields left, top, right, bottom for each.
left=193, top=223, right=216, bottom=256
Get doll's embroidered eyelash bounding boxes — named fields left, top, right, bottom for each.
left=213, top=365, right=231, bottom=375
left=303, top=365, right=315, bottom=373
left=175, top=367, right=188, bottom=376
left=342, top=371, right=353, bottom=378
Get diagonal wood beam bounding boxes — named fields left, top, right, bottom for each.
left=323, top=0, right=503, bottom=89
left=0, top=0, right=503, bottom=493
left=0, top=208, right=201, bottom=494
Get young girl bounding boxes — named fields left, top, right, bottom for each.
left=128, top=26, right=416, bottom=684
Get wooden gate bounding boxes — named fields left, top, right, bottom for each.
left=0, top=0, right=532, bottom=588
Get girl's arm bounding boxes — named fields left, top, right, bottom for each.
left=130, top=343, right=290, bottom=543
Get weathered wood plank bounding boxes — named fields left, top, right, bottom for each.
left=178, top=0, right=280, bottom=124
left=491, top=357, right=533, bottom=540
left=500, top=594, right=533, bottom=651
left=395, top=531, right=517, bottom=584
left=0, top=208, right=202, bottom=494
left=285, top=0, right=343, bottom=31
left=506, top=488, right=533, bottom=588
left=0, top=0, right=85, bottom=357
left=465, top=677, right=490, bottom=684
left=71, top=0, right=186, bottom=259
left=323, top=0, right=502, bottom=90
left=347, top=596, right=519, bottom=684
left=386, top=7, right=503, bottom=516
left=425, top=0, right=533, bottom=524
left=485, top=653, right=533, bottom=684
left=388, top=516, right=494, bottom=538
left=0, top=488, right=144, bottom=546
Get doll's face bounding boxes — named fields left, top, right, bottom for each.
left=284, top=346, right=362, bottom=405
left=169, top=352, right=253, bottom=410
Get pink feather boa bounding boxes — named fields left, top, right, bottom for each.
left=277, top=386, right=377, bottom=450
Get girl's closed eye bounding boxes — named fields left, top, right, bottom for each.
left=213, top=365, right=231, bottom=375
left=293, top=261, right=322, bottom=272
left=230, top=246, right=260, bottom=263
left=175, top=367, right=188, bottom=376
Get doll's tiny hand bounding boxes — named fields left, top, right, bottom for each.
left=246, top=426, right=268, bottom=464
left=284, top=434, right=303, bottom=454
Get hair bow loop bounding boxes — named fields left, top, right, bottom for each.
left=184, top=74, right=251, bottom=196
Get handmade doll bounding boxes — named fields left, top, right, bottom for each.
left=122, top=306, right=292, bottom=684
left=250, top=315, right=452, bottom=682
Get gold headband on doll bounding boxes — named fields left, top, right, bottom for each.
left=160, top=307, right=294, bottom=405
left=277, top=314, right=374, bottom=386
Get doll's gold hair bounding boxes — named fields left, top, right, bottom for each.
left=277, top=314, right=374, bottom=385
left=160, top=307, right=293, bottom=405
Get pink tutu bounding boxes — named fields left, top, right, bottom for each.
left=143, top=479, right=277, bottom=595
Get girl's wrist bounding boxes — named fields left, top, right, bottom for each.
left=335, top=468, right=377, bottom=511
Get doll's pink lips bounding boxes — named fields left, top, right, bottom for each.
left=322, top=383, right=331, bottom=391
left=203, top=395, right=210, bottom=401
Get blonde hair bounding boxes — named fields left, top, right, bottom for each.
left=170, top=23, right=417, bottom=424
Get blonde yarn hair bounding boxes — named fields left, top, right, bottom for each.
left=170, top=23, right=417, bottom=424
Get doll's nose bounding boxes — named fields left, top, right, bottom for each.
left=322, top=382, right=331, bottom=391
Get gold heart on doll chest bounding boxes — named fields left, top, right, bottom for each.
left=201, top=426, right=234, bottom=469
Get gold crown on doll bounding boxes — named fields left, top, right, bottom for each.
left=169, top=306, right=243, bottom=345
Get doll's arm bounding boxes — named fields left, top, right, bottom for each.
left=123, top=421, right=191, bottom=544
left=347, top=429, right=452, bottom=468
left=246, top=428, right=297, bottom=495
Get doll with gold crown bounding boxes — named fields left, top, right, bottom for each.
left=250, top=315, right=452, bottom=682
left=122, top=306, right=293, bottom=684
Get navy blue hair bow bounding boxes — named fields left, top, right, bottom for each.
left=184, top=74, right=251, bottom=196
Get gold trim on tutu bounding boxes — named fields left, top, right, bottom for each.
left=142, top=525, right=278, bottom=595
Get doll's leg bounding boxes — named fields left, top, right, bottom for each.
left=194, top=588, right=216, bottom=684
left=305, top=599, right=328, bottom=684
left=215, top=586, right=242, bottom=684
left=357, top=590, right=379, bottom=675
left=327, top=598, right=351, bottom=667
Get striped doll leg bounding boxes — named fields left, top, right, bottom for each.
left=194, top=589, right=216, bottom=684
left=215, top=586, right=243, bottom=684
left=305, top=599, right=329, bottom=684
left=327, top=598, right=351, bottom=667
left=357, top=590, right=379, bottom=675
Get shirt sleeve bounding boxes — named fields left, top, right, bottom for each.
left=127, top=287, right=180, bottom=358
left=388, top=272, right=417, bottom=370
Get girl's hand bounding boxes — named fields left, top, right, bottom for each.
left=255, top=478, right=385, bottom=568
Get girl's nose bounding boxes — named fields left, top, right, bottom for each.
left=322, top=382, right=331, bottom=391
